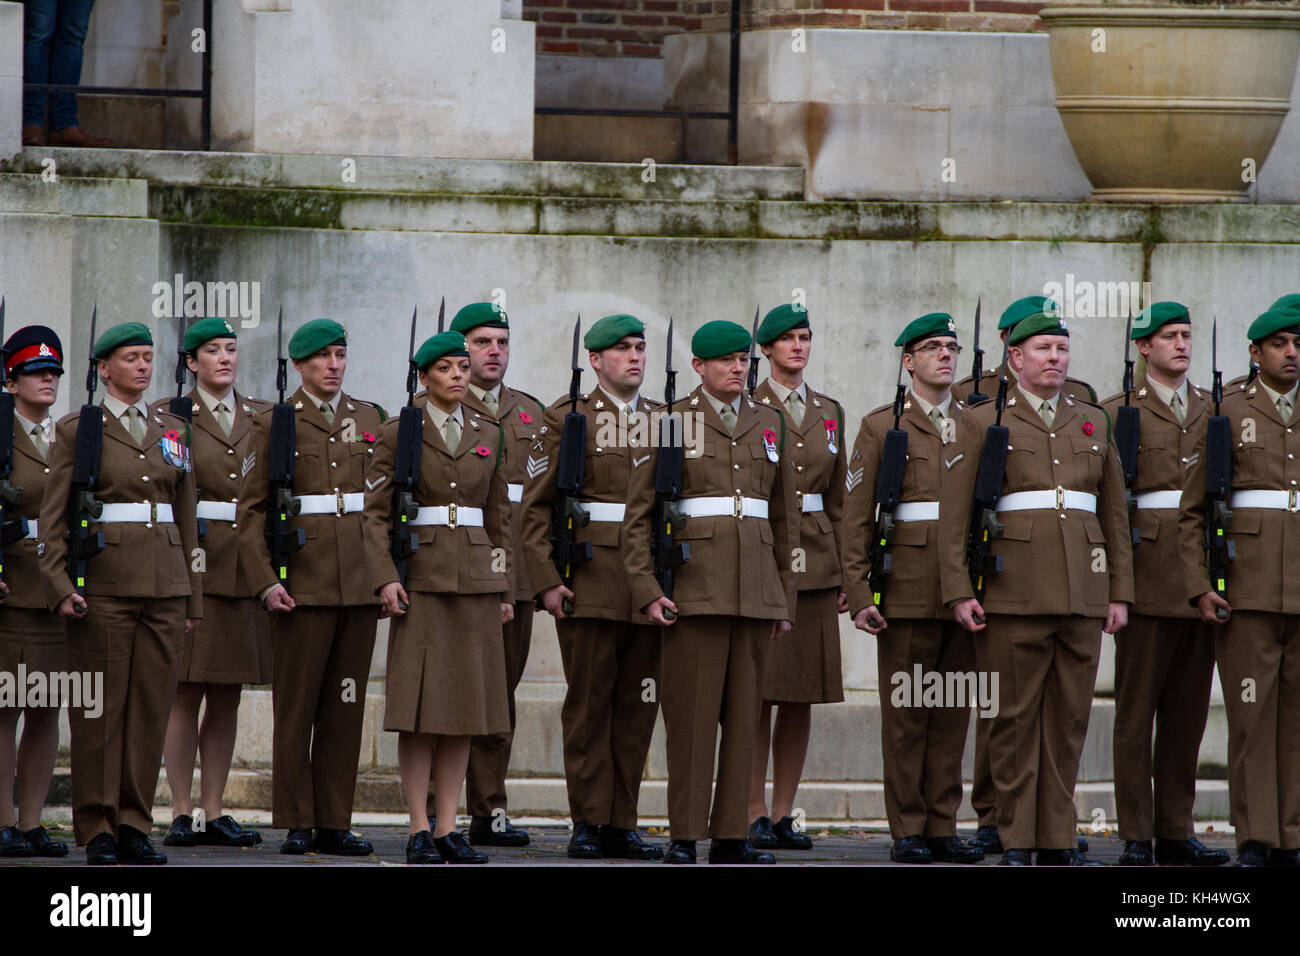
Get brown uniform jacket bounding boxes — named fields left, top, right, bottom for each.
left=1100, top=379, right=1209, bottom=619
left=150, top=389, right=270, bottom=599
left=752, top=380, right=846, bottom=592
left=953, top=369, right=1097, bottom=406
left=361, top=404, right=512, bottom=601
left=940, top=391, right=1135, bottom=616
left=520, top=385, right=660, bottom=622
left=461, top=384, right=546, bottom=604
left=235, top=387, right=384, bottom=606
left=842, top=393, right=968, bottom=621
left=39, top=402, right=202, bottom=616
left=2, top=425, right=55, bottom=608
left=623, top=385, right=798, bottom=621
left=1178, top=381, right=1300, bottom=614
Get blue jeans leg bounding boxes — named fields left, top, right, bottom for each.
left=22, top=0, right=97, bottom=129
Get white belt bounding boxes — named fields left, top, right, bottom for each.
left=1231, top=489, right=1300, bottom=512
left=410, top=505, right=484, bottom=528
left=996, top=489, right=1097, bottom=514
left=196, top=500, right=237, bottom=522
left=579, top=501, right=626, bottom=522
left=98, top=502, right=174, bottom=523
left=800, top=493, right=825, bottom=514
left=1134, top=490, right=1182, bottom=510
left=894, top=501, right=939, bottom=522
left=507, top=483, right=523, bottom=503
left=24, top=519, right=37, bottom=539
left=297, top=492, right=365, bottom=516
left=678, top=495, right=769, bottom=520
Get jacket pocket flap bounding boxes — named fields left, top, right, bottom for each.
left=581, top=521, right=621, bottom=548
left=999, top=514, right=1033, bottom=542
left=894, top=521, right=929, bottom=547
left=1231, top=510, right=1262, bottom=535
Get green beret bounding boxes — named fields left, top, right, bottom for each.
left=756, top=303, right=810, bottom=345
left=584, top=313, right=645, bottom=352
left=184, top=317, right=237, bottom=353
left=895, top=312, right=957, bottom=349
left=288, top=318, right=346, bottom=360
left=1131, top=301, right=1190, bottom=339
left=691, top=320, right=751, bottom=359
left=449, top=302, right=509, bottom=335
left=999, top=295, right=1059, bottom=331
left=1247, top=306, right=1300, bottom=343
left=413, top=331, right=469, bottom=371
left=1269, top=293, right=1300, bottom=312
left=1007, top=311, right=1070, bottom=346
left=93, top=321, right=153, bottom=359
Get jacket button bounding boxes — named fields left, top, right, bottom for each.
left=231, top=523, right=237, bottom=529
left=1049, top=433, right=1056, bottom=439
left=331, top=462, right=337, bottom=467
left=329, top=437, right=335, bottom=443
left=44, top=468, right=49, bottom=474
left=138, top=454, right=146, bottom=460
left=450, top=482, right=457, bottom=489
left=142, top=475, right=150, bottom=482
left=145, top=522, right=152, bottom=528
left=796, top=465, right=804, bottom=472
left=228, top=448, right=234, bottom=455
left=1053, top=459, right=1060, bottom=465
left=734, top=464, right=740, bottom=470
left=229, top=473, right=237, bottom=479
left=796, top=442, right=803, bottom=448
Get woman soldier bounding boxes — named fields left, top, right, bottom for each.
left=0, top=326, right=69, bottom=857
left=39, top=321, right=202, bottom=865
left=362, top=331, right=513, bottom=864
left=155, top=318, right=271, bottom=849
left=747, top=304, right=848, bottom=850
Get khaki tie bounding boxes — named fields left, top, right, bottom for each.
left=1039, top=401, right=1055, bottom=428
left=929, top=406, right=944, bottom=431
left=481, top=390, right=499, bottom=418
left=320, top=401, right=334, bottom=426
left=30, top=425, right=47, bottom=460
left=785, top=391, right=804, bottom=426
left=719, top=403, right=736, bottom=435
left=1169, top=392, right=1185, bottom=424
left=1278, top=394, right=1293, bottom=424
left=443, top=415, right=461, bottom=450
left=125, top=407, right=146, bottom=446
left=215, top=401, right=232, bottom=437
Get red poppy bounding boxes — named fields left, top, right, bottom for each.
left=1082, top=421, right=1094, bottom=436
left=164, top=429, right=179, bottom=442
left=519, top=410, right=533, bottom=425
left=361, top=431, right=376, bottom=443
left=763, top=428, right=776, bottom=444
left=474, top=445, right=491, bottom=457
left=824, top=419, right=836, bottom=435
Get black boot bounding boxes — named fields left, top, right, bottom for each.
left=433, top=830, right=489, bottom=863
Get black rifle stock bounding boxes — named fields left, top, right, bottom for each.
left=651, top=318, right=688, bottom=618
left=549, top=318, right=591, bottom=615
left=866, top=349, right=908, bottom=609
left=389, top=307, right=422, bottom=595
left=0, top=299, right=28, bottom=580
left=66, top=304, right=105, bottom=596
left=1115, top=311, right=1140, bottom=548
left=1205, top=318, right=1232, bottom=620
left=265, top=307, right=304, bottom=586
left=964, top=349, right=1013, bottom=608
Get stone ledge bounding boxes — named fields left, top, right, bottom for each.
left=0, top=172, right=150, bottom=218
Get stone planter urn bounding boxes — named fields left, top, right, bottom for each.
left=1041, top=3, right=1300, bottom=202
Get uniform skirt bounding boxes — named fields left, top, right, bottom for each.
left=384, top=591, right=509, bottom=736
left=762, top=587, right=845, bottom=704
left=0, top=607, right=67, bottom=697
left=178, top=594, right=272, bottom=684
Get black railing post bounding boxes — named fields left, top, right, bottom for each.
left=727, top=0, right=741, bottom=165
left=201, top=0, right=213, bottom=150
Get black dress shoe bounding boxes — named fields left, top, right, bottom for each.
left=1234, top=841, right=1268, bottom=867
left=163, top=814, right=196, bottom=846
left=1037, top=848, right=1103, bottom=867
left=1118, top=840, right=1154, bottom=866
left=280, top=828, right=313, bottom=854
left=999, top=848, right=1033, bottom=866
left=117, top=824, right=167, bottom=865
left=970, top=824, right=1004, bottom=854
left=747, top=816, right=779, bottom=849
left=0, top=825, right=34, bottom=857
left=708, top=838, right=775, bottom=864
left=433, top=830, right=488, bottom=863
left=567, top=821, right=603, bottom=859
left=773, top=815, right=813, bottom=850
left=599, top=825, right=664, bottom=860
left=926, top=836, right=984, bottom=863
left=1267, top=847, right=1300, bottom=867
left=196, top=814, right=261, bottom=848
left=467, top=814, right=530, bottom=847
left=664, top=839, right=697, bottom=864
left=1155, top=837, right=1230, bottom=867
left=23, top=826, right=68, bottom=857
left=313, top=828, right=374, bottom=856
left=86, top=832, right=118, bottom=866
left=405, top=830, right=442, bottom=864
left=890, top=835, right=933, bottom=863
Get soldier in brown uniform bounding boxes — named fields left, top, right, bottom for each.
left=745, top=304, right=846, bottom=852
left=841, top=312, right=983, bottom=864
left=624, top=319, right=798, bottom=865
left=1178, top=303, right=1300, bottom=867
left=521, top=313, right=664, bottom=860
left=1100, top=302, right=1228, bottom=867
left=0, top=326, right=68, bottom=857
left=40, top=321, right=202, bottom=865
left=155, top=318, right=272, bottom=849
left=363, top=330, right=513, bottom=864
left=236, top=318, right=383, bottom=856
left=944, top=309, right=1133, bottom=866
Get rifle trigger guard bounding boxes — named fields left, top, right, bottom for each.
left=566, top=498, right=591, bottom=527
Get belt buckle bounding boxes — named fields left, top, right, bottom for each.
left=448, top=502, right=458, bottom=529
left=1055, top=485, right=1065, bottom=510
left=1291, top=490, right=1298, bottom=513
left=335, top=490, right=345, bottom=516
left=734, top=491, right=744, bottom=520
left=150, top=502, right=158, bottom=523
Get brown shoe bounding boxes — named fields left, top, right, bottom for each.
left=48, top=126, right=111, bottom=148
left=22, top=125, right=45, bottom=147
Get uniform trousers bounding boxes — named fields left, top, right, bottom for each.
left=1113, top=613, right=1215, bottom=841
left=661, top=614, right=767, bottom=841
left=66, top=596, right=186, bottom=845
left=271, top=604, right=377, bottom=830
left=876, top=619, right=975, bottom=839
left=464, top=601, right=534, bottom=817
left=971, top=719, right=996, bottom=829
left=1215, top=610, right=1300, bottom=849
left=556, top=617, right=661, bottom=829
left=979, top=614, right=1101, bottom=850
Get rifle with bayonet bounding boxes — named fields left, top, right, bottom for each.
left=964, top=345, right=1013, bottom=613
left=746, top=305, right=760, bottom=397
left=264, top=306, right=305, bottom=587
left=650, top=317, right=688, bottom=620
left=966, top=297, right=988, bottom=406
left=1204, top=317, right=1233, bottom=620
left=170, top=314, right=192, bottom=421
left=388, top=306, right=423, bottom=601
left=65, top=304, right=105, bottom=597
left=0, top=298, right=29, bottom=582
left=548, top=317, right=592, bottom=616
left=865, top=347, right=909, bottom=610
left=1114, top=311, right=1141, bottom=548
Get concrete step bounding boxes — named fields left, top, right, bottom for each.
left=0, top=171, right=149, bottom=217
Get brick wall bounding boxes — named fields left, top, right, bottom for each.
left=523, top=0, right=1046, bottom=58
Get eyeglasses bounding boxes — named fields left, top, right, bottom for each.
left=912, top=342, right=963, bottom=356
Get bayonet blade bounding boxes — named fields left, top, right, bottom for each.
left=0, top=296, right=6, bottom=342
left=571, top=316, right=582, bottom=372
left=275, top=305, right=284, bottom=359
left=973, top=297, right=981, bottom=352
left=665, top=316, right=675, bottom=374
left=747, top=304, right=760, bottom=395
left=408, top=306, right=418, bottom=360
left=437, top=296, right=445, bottom=334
